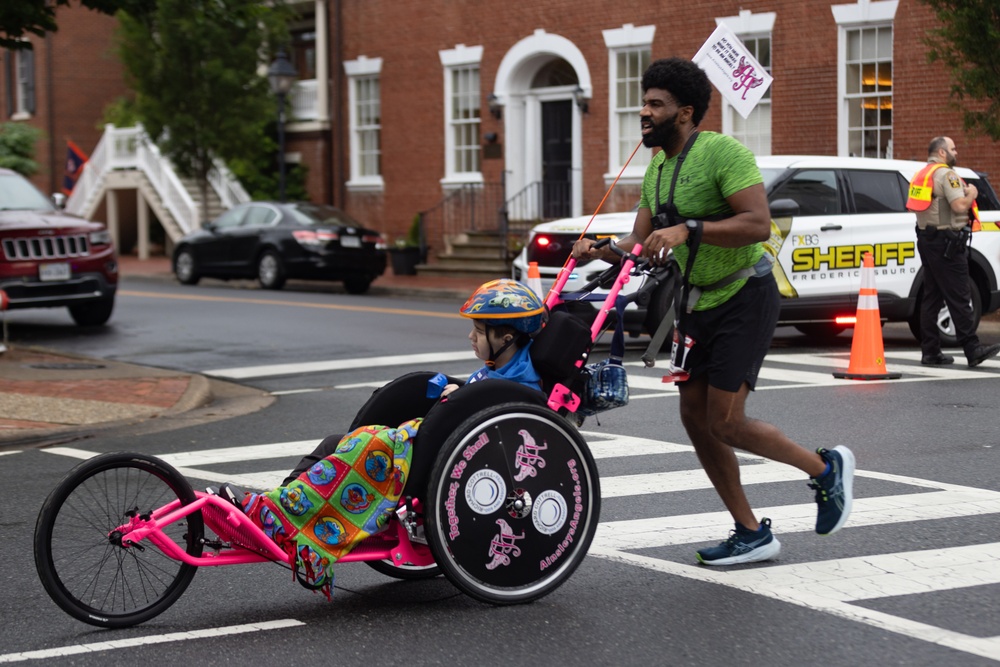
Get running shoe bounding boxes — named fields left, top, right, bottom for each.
left=811, top=445, right=855, bottom=535
left=696, top=518, right=781, bottom=566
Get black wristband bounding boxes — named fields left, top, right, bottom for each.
left=685, top=219, right=703, bottom=246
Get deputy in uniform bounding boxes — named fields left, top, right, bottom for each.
left=908, top=136, right=1000, bottom=367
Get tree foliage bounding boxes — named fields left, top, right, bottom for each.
left=117, top=0, right=291, bottom=219
left=920, top=0, right=1000, bottom=141
left=0, top=0, right=155, bottom=50
left=0, top=122, right=42, bottom=175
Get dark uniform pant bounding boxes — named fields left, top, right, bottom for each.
left=915, top=227, right=980, bottom=357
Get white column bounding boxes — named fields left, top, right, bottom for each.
left=315, top=0, right=329, bottom=122
left=106, top=189, right=120, bottom=253
left=137, top=189, right=150, bottom=260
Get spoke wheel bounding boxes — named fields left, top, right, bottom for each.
left=34, top=453, right=204, bottom=628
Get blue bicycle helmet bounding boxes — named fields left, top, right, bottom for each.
left=460, top=279, right=546, bottom=335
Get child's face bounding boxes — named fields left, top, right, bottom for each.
left=469, top=322, right=509, bottom=363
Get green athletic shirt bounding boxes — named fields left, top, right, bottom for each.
left=639, top=131, right=764, bottom=310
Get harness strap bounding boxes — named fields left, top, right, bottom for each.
left=680, top=254, right=774, bottom=313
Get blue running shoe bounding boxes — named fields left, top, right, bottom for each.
left=811, top=445, right=855, bottom=535
left=696, top=518, right=781, bottom=566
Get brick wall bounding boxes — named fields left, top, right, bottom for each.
left=0, top=7, right=127, bottom=196
left=329, top=0, right=1000, bottom=247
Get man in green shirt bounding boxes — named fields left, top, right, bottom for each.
left=573, top=57, right=855, bottom=565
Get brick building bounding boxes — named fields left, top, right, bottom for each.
left=1, top=8, right=127, bottom=198
left=3, top=0, right=998, bottom=261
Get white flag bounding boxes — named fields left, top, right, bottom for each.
left=692, top=25, right=772, bottom=120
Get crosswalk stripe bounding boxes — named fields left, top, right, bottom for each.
left=593, top=487, right=1000, bottom=550
left=205, top=351, right=477, bottom=379
left=600, top=460, right=802, bottom=497
left=716, top=542, right=1000, bottom=602
left=589, top=547, right=1000, bottom=663
left=156, top=442, right=318, bottom=466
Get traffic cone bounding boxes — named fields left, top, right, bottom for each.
left=833, top=252, right=901, bottom=380
left=526, top=261, right=544, bottom=299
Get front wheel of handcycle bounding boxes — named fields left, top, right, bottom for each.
left=34, top=452, right=205, bottom=628
left=424, top=402, right=601, bottom=605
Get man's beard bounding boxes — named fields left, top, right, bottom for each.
left=642, top=112, right=680, bottom=149
left=946, top=152, right=957, bottom=168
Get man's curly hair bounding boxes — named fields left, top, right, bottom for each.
left=641, top=58, right=711, bottom=125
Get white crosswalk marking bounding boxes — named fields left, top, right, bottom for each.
left=39, top=350, right=1000, bottom=665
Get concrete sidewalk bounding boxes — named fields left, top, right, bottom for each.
left=0, top=255, right=494, bottom=448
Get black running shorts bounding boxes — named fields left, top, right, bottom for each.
left=681, top=272, right=779, bottom=392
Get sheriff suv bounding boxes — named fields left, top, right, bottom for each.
left=512, top=156, right=1000, bottom=345
left=0, top=168, right=118, bottom=326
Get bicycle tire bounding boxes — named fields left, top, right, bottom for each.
left=424, top=403, right=601, bottom=605
left=365, top=559, right=442, bottom=580
left=34, top=452, right=205, bottom=628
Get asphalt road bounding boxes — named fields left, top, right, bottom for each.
left=2, top=276, right=999, bottom=666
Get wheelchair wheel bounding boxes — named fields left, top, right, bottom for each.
left=34, top=453, right=205, bottom=628
left=424, top=402, right=600, bottom=605
left=365, top=559, right=441, bottom=580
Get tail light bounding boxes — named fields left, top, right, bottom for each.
left=293, top=229, right=339, bottom=246
left=362, top=233, right=387, bottom=250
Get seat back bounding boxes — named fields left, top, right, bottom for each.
left=529, top=309, right=592, bottom=390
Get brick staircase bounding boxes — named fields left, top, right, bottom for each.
left=417, top=222, right=536, bottom=278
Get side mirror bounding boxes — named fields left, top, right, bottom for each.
left=769, top=198, right=800, bottom=218
left=51, top=192, right=67, bottom=209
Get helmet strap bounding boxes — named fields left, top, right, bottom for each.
left=485, top=330, right=516, bottom=369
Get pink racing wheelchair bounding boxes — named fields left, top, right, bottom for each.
left=34, top=239, right=658, bottom=628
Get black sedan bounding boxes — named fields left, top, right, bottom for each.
left=172, top=202, right=387, bottom=293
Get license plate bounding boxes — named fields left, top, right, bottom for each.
left=39, top=263, right=71, bottom=282
left=340, top=236, right=361, bottom=248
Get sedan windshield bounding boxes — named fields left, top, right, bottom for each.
left=287, top=203, right=360, bottom=227
left=0, top=173, right=55, bottom=211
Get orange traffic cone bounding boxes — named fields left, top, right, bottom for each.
left=526, top=261, right=544, bottom=299
left=833, top=252, right=901, bottom=380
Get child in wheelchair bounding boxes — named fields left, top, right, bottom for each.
left=217, top=279, right=557, bottom=592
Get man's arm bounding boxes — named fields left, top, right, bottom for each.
left=572, top=207, right=654, bottom=263
left=943, top=170, right=978, bottom=214
left=640, top=183, right=771, bottom=259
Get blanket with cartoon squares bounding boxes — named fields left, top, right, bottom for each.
left=241, top=419, right=421, bottom=594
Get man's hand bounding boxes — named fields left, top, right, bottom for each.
left=571, top=237, right=599, bottom=260
left=965, top=183, right=979, bottom=200
left=643, top=226, right=689, bottom=265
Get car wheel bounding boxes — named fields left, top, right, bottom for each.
left=68, top=297, right=115, bottom=327
left=343, top=276, right=372, bottom=295
left=794, top=323, right=849, bottom=340
left=174, top=248, right=200, bottom=285
left=257, top=251, right=286, bottom=290
left=908, top=279, right=981, bottom=347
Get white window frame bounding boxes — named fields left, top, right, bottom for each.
left=602, top=23, right=655, bottom=184
left=6, top=46, right=34, bottom=120
left=833, top=0, right=898, bottom=158
left=439, top=44, right=484, bottom=186
left=344, top=55, right=383, bottom=191
left=717, top=11, right=775, bottom=156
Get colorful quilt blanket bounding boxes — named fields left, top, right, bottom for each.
left=242, top=419, right=420, bottom=593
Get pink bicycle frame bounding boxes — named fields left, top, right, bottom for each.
left=543, top=242, right=644, bottom=412
left=114, top=491, right=435, bottom=568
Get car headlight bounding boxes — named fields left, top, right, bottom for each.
left=89, top=230, right=112, bottom=246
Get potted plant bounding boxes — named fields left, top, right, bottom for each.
left=388, top=214, right=424, bottom=276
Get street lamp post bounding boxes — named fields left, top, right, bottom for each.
left=267, top=50, right=298, bottom=202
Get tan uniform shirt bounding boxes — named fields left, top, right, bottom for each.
left=915, top=161, right=968, bottom=231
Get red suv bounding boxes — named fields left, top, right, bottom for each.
left=0, top=168, right=118, bottom=326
